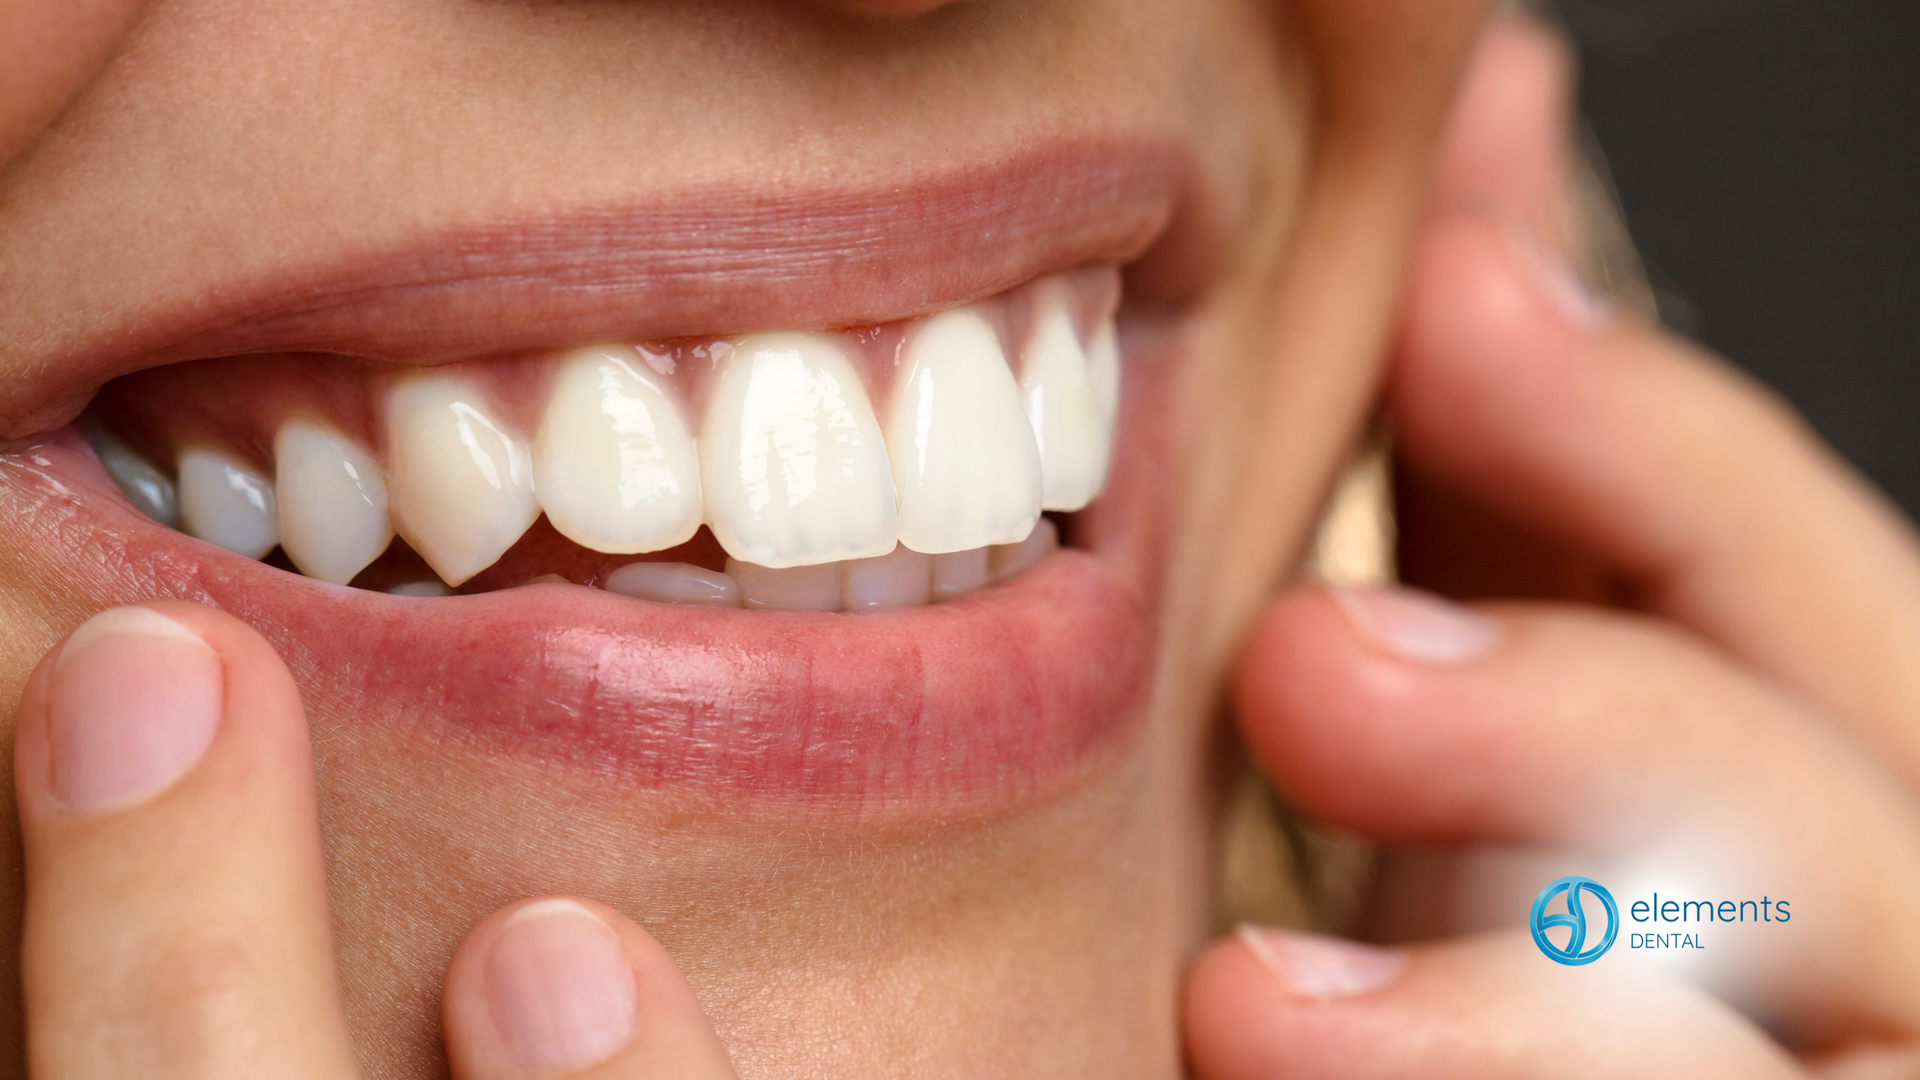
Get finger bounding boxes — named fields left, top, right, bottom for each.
left=443, top=896, right=737, bottom=1080
left=1390, top=206, right=1920, bottom=788
left=14, top=602, right=358, bottom=1078
left=1428, top=17, right=1576, bottom=244
left=1184, top=928, right=1801, bottom=1080
left=1235, top=586, right=1920, bottom=1049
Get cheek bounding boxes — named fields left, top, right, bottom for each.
left=0, top=0, right=148, bottom=162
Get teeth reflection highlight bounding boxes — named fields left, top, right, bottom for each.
left=885, top=309, right=1042, bottom=554
left=178, top=446, right=280, bottom=559
left=604, top=562, right=742, bottom=608
left=386, top=377, right=539, bottom=586
left=701, top=333, right=897, bottom=569
left=535, top=346, right=702, bottom=555
left=842, top=545, right=932, bottom=611
left=1020, top=280, right=1111, bottom=511
left=275, top=419, right=393, bottom=585
left=726, top=558, right=843, bottom=612
left=91, top=429, right=180, bottom=527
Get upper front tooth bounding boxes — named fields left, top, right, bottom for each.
left=534, top=346, right=703, bottom=555
left=385, top=376, right=539, bottom=586
left=178, top=446, right=280, bottom=558
left=275, top=419, right=393, bottom=585
left=701, top=333, right=898, bottom=568
left=885, top=308, right=1042, bottom=554
left=1020, top=281, right=1112, bottom=512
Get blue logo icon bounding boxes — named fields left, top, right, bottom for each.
left=1530, top=876, right=1619, bottom=965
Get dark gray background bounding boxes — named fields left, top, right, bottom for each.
left=1556, top=0, right=1918, bottom=518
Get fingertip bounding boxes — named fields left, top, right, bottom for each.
left=14, top=601, right=301, bottom=819
left=445, top=896, right=736, bottom=1079
left=1433, top=17, right=1577, bottom=235
left=1234, top=587, right=1510, bottom=839
left=1185, top=929, right=1409, bottom=1080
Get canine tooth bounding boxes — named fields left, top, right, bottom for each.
left=274, top=420, right=393, bottom=585
left=701, top=333, right=897, bottom=568
left=989, top=516, right=1058, bottom=581
left=92, top=430, right=181, bottom=527
left=842, top=545, right=932, bottom=611
left=534, top=346, right=702, bottom=555
left=885, top=309, right=1042, bottom=554
left=1020, top=282, right=1111, bottom=511
left=388, top=580, right=452, bottom=597
left=178, top=446, right=280, bottom=558
left=603, top=562, right=743, bottom=608
left=931, top=547, right=991, bottom=600
left=1086, top=314, right=1120, bottom=434
left=725, top=558, right=843, bottom=611
left=386, top=377, right=539, bottom=586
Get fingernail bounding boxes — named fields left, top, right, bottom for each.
left=46, top=607, right=223, bottom=812
left=1471, top=195, right=1614, bottom=331
left=485, top=900, right=637, bottom=1067
left=1329, top=585, right=1501, bottom=665
left=1237, top=925, right=1404, bottom=999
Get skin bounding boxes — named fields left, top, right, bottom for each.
left=0, top=0, right=1488, bottom=1077
left=9, top=3, right=1919, bottom=1079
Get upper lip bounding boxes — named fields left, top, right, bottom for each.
left=0, top=138, right=1197, bottom=443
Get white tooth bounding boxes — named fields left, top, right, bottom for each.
left=534, top=346, right=703, bottom=555
left=1020, top=282, right=1112, bottom=511
left=603, top=561, right=743, bottom=608
left=701, top=333, right=897, bottom=568
left=885, top=309, right=1043, bottom=554
left=841, top=544, right=932, bottom=611
left=1086, top=313, right=1120, bottom=435
left=385, top=376, right=539, bottom=586
left=93, top=431, right=181, bottom=527
left=178, top=446, right=280, bottom=558
left=387, top=580, right=452, bottom=597
left=931, top=547, right=990, bottom=601
left=725, top=558, right=843, bottom=611
left=989, top=516, right=1058, bottom=582
left=274, top=419, right=393, bottom=585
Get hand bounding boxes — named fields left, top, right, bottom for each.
left=13, top=599, right=738, bottom=1078
left=1185, top=20, right=1920, bottom=1078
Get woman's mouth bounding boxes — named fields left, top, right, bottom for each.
left=1, top=140, right=1204, bottom=816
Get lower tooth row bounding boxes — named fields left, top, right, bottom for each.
left=591, top=520, right=1056, bottom=612
left=99, top=277, right=1113, bottom=591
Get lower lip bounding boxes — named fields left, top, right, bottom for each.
left=6, top=429, right=1155, bottom=811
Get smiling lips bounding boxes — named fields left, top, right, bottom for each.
left=2, top=143, right=1189, bottom=809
